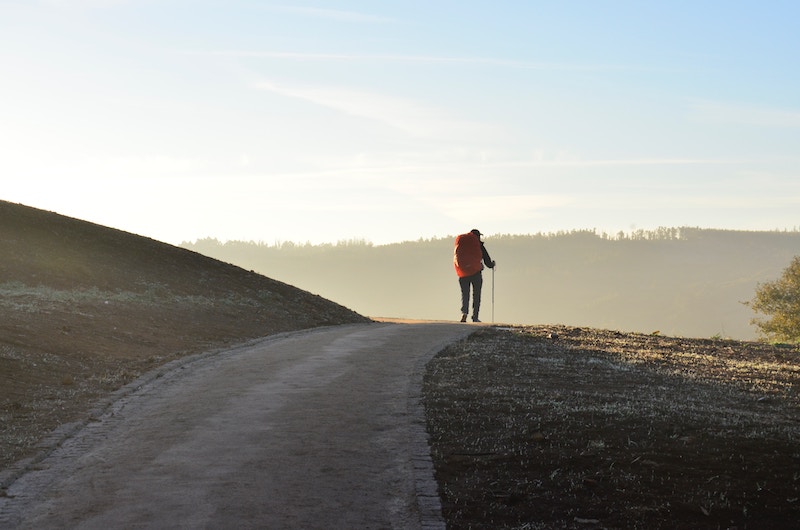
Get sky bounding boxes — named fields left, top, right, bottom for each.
left=2, top=1, right=799, bottom=246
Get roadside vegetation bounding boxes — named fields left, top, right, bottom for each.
left=749, top=256, right=800, bottom=344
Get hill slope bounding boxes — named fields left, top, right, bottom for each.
left=0, top=200, right=368, bottom=469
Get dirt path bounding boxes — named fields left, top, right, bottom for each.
left=0, top=322, right=474, bottom=529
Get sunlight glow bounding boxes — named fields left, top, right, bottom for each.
left=2, top=1, right=799, bottom=244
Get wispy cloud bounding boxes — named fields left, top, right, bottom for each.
left=210, top=50, right=626, bottom=71
left=484, top=158, right=745, bottom=168
left=39, top=0, right=130, bottom=8
left=690, top=100, right=800, bottom=128
left=577, top=191, right=800, bottom=211
left=268, top=6, right=392, bottom=23
left=437, top=194, right=573, bottom=224
left=254, top=80, right=487, bottom=138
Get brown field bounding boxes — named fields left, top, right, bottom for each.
left=424, top=326, right=800, bottom=529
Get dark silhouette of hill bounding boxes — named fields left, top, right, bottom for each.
left=0, top=200, right=368, bottom=469
left=183, top=228, right=800, bottom=340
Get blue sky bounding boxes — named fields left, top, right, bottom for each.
left=2, top=1, right=799, bottom=244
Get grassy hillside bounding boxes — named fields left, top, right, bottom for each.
left=0, top=200, right=368, bottom=470
left=182, top=229, right=800, bottom=340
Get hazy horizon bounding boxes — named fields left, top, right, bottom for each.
left=183, top=228, right=800, bottom=341
left=179, top=225, right=800, bottom=247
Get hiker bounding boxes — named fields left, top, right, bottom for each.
left=453, top=229, right=496, bottom=323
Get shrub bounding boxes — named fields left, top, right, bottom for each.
left=749, top=256, right=800, bottom=343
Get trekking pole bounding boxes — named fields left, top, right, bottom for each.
left=492, top=266, right=495, bottom=323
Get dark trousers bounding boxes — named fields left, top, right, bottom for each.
left=459, top=272, right=483, bottom=318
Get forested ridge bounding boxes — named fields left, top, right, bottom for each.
left=182, top=228, right=800, bottom=340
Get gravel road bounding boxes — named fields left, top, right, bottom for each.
left=0, top=322, right=473, bottom=529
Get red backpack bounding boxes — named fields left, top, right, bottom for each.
left=453, top=232, right=483, bottom=278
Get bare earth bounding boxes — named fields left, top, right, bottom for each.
left=424, top=325, right=800, bottom=529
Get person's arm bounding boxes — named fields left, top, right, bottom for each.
left=480, top=243, right=496, bottom=268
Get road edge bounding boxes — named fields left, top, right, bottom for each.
left=406, top=323, right=476, bottom=529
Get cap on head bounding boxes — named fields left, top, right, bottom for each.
left=470, top=229, right=482, bottom=237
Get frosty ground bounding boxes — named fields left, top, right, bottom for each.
left=424, top=325, right=800, bottom=529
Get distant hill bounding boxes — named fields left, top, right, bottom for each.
left=0, top=200, right=368, bottom=469
left=182, top=228, right=800, bottom=340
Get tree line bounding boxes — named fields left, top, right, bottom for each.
left=182, top=227, right=800, bottom=341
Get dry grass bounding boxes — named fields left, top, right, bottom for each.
left=0, top=200, right=368, bottom=474
left=424, top=325, right=800, bottom=529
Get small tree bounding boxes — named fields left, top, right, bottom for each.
left=749, top=256, right=800, bottom=343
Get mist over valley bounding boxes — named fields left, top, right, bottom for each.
left=183, top=228, right=800, bottom=341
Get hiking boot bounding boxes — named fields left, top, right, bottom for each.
left=460, top=313, right=468, bottom=323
